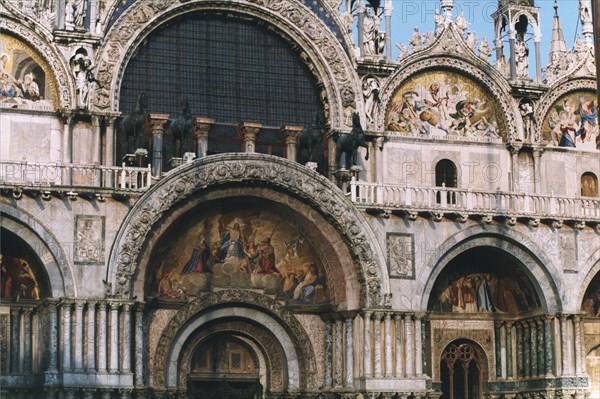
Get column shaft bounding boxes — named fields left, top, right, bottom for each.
left=122, top=304, right=132, bottom=373
left=87, top=302, right=96, bottom=371
left=373, top=313, right=382, bottom=377
left=384, top=313, right=392, bottom=377
left=324, top=320, right=333, bottom=387
left=404, top=314, right=414, bottom=377
left=74, top=303, right=84, bottom=370
left=62, top=303, right=72, bottom=372
left=334, top=319, right=343, bottom=387
left=109, top=304, right=120, bottom=372
left=48, top=305, right=58, bottom=372
left=98, top=303, right=107, bottom=372
left=134, top=308, right=144, bottom=386
left=363, top=312, right=372, bottom=377
left=394, top=314, right=403, bottom=377
left=344, top=317, right=354, bottom=387
left=414, top=314, right=423, bottom=376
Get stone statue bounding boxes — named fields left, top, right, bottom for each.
left=409, top=27, right=423, bottom=50
left=520, top=102, right=535, bottom=142
left=515, top=40, right=529, bottom=78
left=362, top=77, right=380, bottom=125
left=362, top=8, right=384, bottom=56
left=71, top=53, right=99, bottom=109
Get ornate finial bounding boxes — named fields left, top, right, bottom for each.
left=553, top=0, right=558, bottom=16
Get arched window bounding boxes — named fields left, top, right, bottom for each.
left=436, top=159, right=457, bottom=204
left=441, top=340, right=485, bottom=399
left=581, top=172, right=598, bottom=197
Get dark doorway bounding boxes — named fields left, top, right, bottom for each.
left=440, top=340, right=485, bottom=399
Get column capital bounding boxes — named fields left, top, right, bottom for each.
left=149, top=113, right=170, bottom=132
left=192, top=117, right=215, bottom=140
left=279, top=125, right=304, bottom=145
left=237, top=121, right=262, bottom=139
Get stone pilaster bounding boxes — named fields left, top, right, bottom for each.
left=104, top=116, right=117, bottom=167
left=192, top=117, right=215, bottom=159
left=238, top=122, right=262, bottom=153
left=92, top=115, right=101, bottom=164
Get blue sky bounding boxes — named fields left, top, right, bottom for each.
left=388, top=0, right=581, bottom=66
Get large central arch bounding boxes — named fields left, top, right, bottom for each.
left=92, top=0, right=360, bottom=129
left=107, top=153, right=388, bottom=308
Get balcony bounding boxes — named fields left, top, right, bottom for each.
left=350, top=178, right=600, bottom=226
left=0, top=160, right=152, bottom=200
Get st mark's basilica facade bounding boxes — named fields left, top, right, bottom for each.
left=1, top=0, right=600, bottom=398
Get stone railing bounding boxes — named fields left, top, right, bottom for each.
left=0, top=160, right=152, bottom=194
left=350, top=179, right=600, bottom=222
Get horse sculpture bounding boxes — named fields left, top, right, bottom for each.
left=297, top=110, right=326, bottom=163
left=335, top=112, right=369, bottom=169
left=169, top=98, right=194, bottom=158
left=121, top=92, right=148, bottom=153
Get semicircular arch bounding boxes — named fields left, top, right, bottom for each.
left=0, top=17, right=74, bottom=109
left=0, top=203, right=75, bottom=297
left=108, top=153, right=388, bottom=308
left=417, top=225, right=562, bottom=313
left=576, top=249, right=600, bottom=313
left=154, top=291, right=317, bottom=391
left=93, top=0, right=359, bottom=130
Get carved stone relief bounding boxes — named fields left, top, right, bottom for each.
left=387, top=233, right=415, bottom=279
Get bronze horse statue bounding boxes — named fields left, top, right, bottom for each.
left=297, top=110, right=326, bottom=163
left=121, top=92, right=148, bottom=153
left=169, top=98, right=194, bottom=157
left=335, top=112, right=369, bottom=169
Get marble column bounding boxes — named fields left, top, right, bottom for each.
left=509, top=146, right=521, bottom=191
left=536, top=318, right=544, bottom=377
left=384, top=0, right=393, bottom=60
left=524, top=321, right=531, bottom=378
left=544, top=316, right=554, bottom=377
left=533, top=35, right=542, bottom=84
left=22, top=309, right=32, bottom=373
left=505, top=322, right=513, bottom=379
left=47, top=303, right=59, bottom=372
left=74, top=302, right=85, bottom=371
left=532, top=148, right=543, bottom=192
left=149, top=114, right=169, bottom=177
left=87, top=302, right=96, bottom=371
left=62, top=114, right=73, bottom=184
left=529, top=319, right=538, bottom=377
left=373, top=312, right=382, bottom=377
left=573, top=315, right=583, bottom=375
left=344, top=316, right=354, bottom=387
left=192, top=117, right=215, bottom=159
left=404, top=314, right=414, bottom=377
left=122, top=304, right=132, bottom=373
left=363, top=311, right=372, bottom=377
left=357, top=2, right=365, bottom=56
left=92, top=115, right=101, bottom=165
left=375, top=137, right=385, bottom=185
left=98, top=303, right=108, bottom=372
left=109, top=303, right=120, bottom=373
left=334, top=318, right=343, bottom=387
left=516, top=322, right=523, bottom=377
left=89, top=0, right=97, bottom=34
left=238, top=122, right=262, bottom=153
left=384, top=313, right=392, bottom=377
left=324, top=319, right=333, bottom=387
left=495, top=322, right=502, bottom=378
left=134, top=306, right=144, bottom=386
left=62, top=302, right=72, bottom=372
left=414, top=313, right=423, bottom=376
left=10, top=308, right=20, bottom=373
left=560, top=314, right=569, bottom=376
left=280, top=125, right=303, bottom=161
left=394, top=314, right=403, bottom=377
left=104, top=116, right=117, bottom=167
left=508, top=29, right=517, bottom=81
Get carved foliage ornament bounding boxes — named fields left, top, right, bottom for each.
left=110, top=154, right=384, bottom=307
left=93, top=0, right=357, bottom=128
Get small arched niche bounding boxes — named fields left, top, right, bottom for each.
left=428, top=246, right=541, bottom=314
left=581, top=172, right=599, bottom=198
left=1, top=228, right=50, bottom=301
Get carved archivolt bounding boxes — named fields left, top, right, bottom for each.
left=107, top=153, right=388, bottom=308
left=380, top=26, right=520, bottom=140
left=153, top=290, right=317, bottom=391
left=93, top=0, right=360, bottom=129
left=0, top=17, right=74, bottom=109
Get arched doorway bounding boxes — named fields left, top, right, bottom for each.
left=188, top=334, right=263, bottom=399
left=436, top=159, right=457, bottom=205
left=440, top=340, right=486, bottom=399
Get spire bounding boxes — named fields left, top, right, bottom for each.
left=548, top=0, right=567, bottom=61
